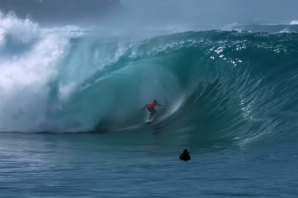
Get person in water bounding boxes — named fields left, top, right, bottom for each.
left=143, top=100, right=163, bottom=119
left=179, top=148, right=191, bottom=161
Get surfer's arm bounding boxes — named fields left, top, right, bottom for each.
left=142, top=105, right=147, bottom=110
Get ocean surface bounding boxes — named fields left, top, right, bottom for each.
left=1, top=8, right=298, bottom=197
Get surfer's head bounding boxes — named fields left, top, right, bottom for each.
left=153, top=100, right=157, bottom=103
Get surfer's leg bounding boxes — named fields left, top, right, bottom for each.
left=150, top=108, right=156, bottom=118
left=148, top=107, right=155, bottom=119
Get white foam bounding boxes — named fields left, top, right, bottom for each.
left=0, top=13, right=69, bottom=132
left=0, top=12, right=40, bottom=48
left=290, top=20, right=298, bottom=25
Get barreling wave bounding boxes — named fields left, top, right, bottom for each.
left=1, top=13, right=298, bottom=148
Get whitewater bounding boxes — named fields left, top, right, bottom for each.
left=1, top=9, right=298, bottom=197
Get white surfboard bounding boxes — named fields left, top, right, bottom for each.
left=145, top=113, right=155, bottom=123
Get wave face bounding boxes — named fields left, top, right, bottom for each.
left=1, top=13, right=298, bottom=148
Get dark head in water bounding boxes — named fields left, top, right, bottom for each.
left=180, top=149, right=191, bottom=161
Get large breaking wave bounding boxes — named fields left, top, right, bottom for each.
left=1, top=13, right=298, bottom=148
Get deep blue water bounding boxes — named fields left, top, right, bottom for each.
left=0, top=133, right=298, bottom=197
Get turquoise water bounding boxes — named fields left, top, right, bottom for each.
left=1, top=8, right=298, bottom=197
left=0, top=133, right=298, bottom=197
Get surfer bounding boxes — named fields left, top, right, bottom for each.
left=143, top=100, right=163, bottom=119
left=179, top=149, right=191, bottom=161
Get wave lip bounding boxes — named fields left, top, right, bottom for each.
left=290, top=20, right=298, bottom=25
left=225, top=23, right=298, bottom=33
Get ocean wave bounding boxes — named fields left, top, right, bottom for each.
left=0, top=13, right=298, bottom=148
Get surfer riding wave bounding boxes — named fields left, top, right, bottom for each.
left=143, top=100, right=163, bottom=119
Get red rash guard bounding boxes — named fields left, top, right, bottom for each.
left=147, top=101, right=157, bottom=108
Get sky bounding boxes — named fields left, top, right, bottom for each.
left=121, top=0, right=298, bottom=27
left=1, top=0, right=298, bottom=27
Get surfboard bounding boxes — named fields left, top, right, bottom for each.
left=145, top=113, right=155, bottom=123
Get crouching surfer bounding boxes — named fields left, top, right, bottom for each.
left=143, top=100, right=163, bottom=119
